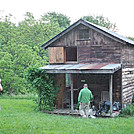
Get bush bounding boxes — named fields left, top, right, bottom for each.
left=25, top=65, right=59, bottom=111
left=120, top=104, right=134, bottom=117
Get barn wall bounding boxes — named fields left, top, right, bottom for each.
left=54, top=74, right=65, bottom=108
left=122, top=44, right=134, bottom=104
left=78, top=44, right=121, bottom=63
left=78, top=28, right=122, bottom=63
left=113, top=69, right=122, bottom=103
left=51, top=27, right=78, bottom=47
left=50, top=24, right=122, bottom=64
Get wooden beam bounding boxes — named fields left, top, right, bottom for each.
left=44, top=69, right=115, bottom=74
left=70, top=74, right=74, bottom=110
left=109, top=74, right=113, bottom=116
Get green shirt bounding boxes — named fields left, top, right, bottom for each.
left=78, top=87, right=93, bottom=103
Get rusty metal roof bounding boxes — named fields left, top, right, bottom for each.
left=41, top=63, right=121, bottom=74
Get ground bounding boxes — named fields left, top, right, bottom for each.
left=0, top=97, right=134, bottom=134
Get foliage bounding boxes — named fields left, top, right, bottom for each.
left=0, top=99, right=134, bottom=134
left=127, top=37, right=134, bottom=41
left=25, top=65, right=59, bottom=111
left=120, top=104, right=134, bottom=117
left=82, top=15, right=117, bottom=32
left=0, top=43, right=41, bottom=95
left=0, top=12, right=70, bottom=95
left=42, top=11, right=71, bottom=29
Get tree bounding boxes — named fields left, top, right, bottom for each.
left=82, top=15, right=117, bottom=32
left=0, top=12, right=66, bottom=95
left=0, top=44, right=42, bottom=95
left=17, top=12, right=62, bottom=59
left=127, top=37, right=134, bottom=41
left=41, top=12, right=71, bottom=29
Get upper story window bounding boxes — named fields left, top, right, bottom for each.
left=66, top=47, right=77, bottom=62
left=79, top=29, right=89, bottom=40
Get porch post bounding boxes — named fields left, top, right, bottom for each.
left=70, top=74, right=74, bottom=110
left=109, top=74, right=113, bottom=116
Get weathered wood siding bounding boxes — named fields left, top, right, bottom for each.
left=51, top=28, right=78, bottom=47
left=49, top=47, right=65, bottom=64
left=78, top=44, right=121, bottom=63
left=121, top=44, right=134, bottom=104
left=78, top=29, right=122, bottom=63
left=113, top=69, right=122, bottom=103
left=50, top=24, right=122, bottom=64
left=54, top=74, right=65, bottom=108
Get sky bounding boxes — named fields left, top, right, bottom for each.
left=0, top=0, right=134, bottom=37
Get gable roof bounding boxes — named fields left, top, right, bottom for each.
left=41, top=19, right=134, bottom=49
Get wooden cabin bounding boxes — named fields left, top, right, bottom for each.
left=41, top=19, right=134, bottom=114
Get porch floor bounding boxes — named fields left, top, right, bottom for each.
left=43, top=109, right=80, bottom=117
left=43, top=109, right=112, bottom=118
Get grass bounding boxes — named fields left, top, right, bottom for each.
left=0, top=98, right=134, bottom=134
left=0, top=94, right=38, bottom=100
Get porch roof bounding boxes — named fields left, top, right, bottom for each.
left=40, top=63, right=121, bottom=74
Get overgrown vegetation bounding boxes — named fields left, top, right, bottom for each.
left=120, top=96, right=134, bottom=117
left=0, top=98, right=134, bottom=134
left=25, top=65, right=59, bottom=111
left=0, top=12, right=70, bottom=95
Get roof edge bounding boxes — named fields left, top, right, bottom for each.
left=41, top=19, right=83, bottom=49
left=41, top=19, right=134, bottom=49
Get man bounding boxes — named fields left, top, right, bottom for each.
left=78, top=84, right=93, bottom=118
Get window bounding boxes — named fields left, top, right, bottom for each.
left=66, top=47, right=77, bottom=62
left=79, top=29, right=89, bottom=40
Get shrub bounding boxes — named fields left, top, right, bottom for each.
left=120, top=104, right=134, bottom=117
left=25, top=65, right=59, bottom=111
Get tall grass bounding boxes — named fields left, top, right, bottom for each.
left=0, top=98, right=134, bottom=134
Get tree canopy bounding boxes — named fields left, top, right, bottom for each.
left=82, top=15, right=117, bottom=32
left=0, top=12, right=70, bottom=95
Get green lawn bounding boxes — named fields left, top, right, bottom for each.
left=0, top=98, right=134, bottom=134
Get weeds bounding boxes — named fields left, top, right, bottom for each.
left=120, top=104, right=134, bottom=117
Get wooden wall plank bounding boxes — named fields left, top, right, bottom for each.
left=122, top=65, right=134, bottom=104
left=54, top=74, right=65, bottom=108
left=49, top=47, right=65, bottom=64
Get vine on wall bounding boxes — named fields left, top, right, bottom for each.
left=25, top=65, right=59, bottom=111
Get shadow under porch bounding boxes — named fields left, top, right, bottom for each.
left=54, top=70, right=122, bottom=115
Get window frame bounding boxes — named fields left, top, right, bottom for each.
left=79, top=29, right=90, bottom=40
left=65, top=47, right=78, bottom=63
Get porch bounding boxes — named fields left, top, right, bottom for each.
left=41, top=63, right=122, bottom=116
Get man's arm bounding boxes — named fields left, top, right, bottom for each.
left=78, top=91, right=82, bottom=102
left=90, top=92, right=93, bottom=100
